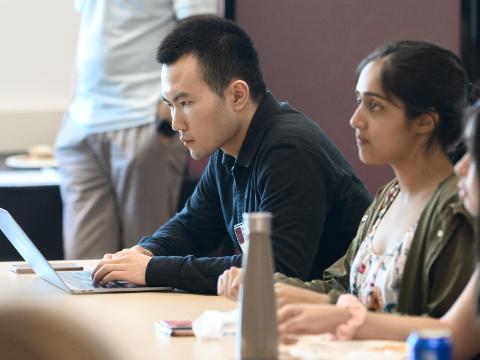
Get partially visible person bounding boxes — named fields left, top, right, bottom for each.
left=218, top=41, right=476, bottom=318
left=277, top=101, right=480, bottom=360
left=91, top=16, right=372, bottom=294
left=56, top=1, right=218, bottom=259
left=0, top=301, right=116, bottom=360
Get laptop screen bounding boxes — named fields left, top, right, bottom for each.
left=0, top=208, right=66, bottom=290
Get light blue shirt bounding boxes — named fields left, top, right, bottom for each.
left=69, top=0, right=218, bottom=134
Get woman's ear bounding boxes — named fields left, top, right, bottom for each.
left=415, top=112, right=439, bottom=135
left=226, top=80, right=250, bottom=111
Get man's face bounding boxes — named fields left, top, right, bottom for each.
left=161, top=54, right=243, bottom=160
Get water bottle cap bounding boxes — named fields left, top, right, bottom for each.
left=242, top=212, right=272, bottom=234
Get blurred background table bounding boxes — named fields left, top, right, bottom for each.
left=0, top=153, right=199, bottom=261
left=0, top=153, right=63, bottom=260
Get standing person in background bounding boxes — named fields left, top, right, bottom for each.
left=55, top=0, right=219, bottom=259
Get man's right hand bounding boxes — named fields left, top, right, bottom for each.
left=92, top=246, right=153, bottom=286
left=102, top=245, right=153, bottom=260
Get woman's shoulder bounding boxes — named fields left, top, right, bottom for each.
left=436, top=172, right=460, bottom=195
left=421, top=173, right=472, bottom=230
left=430, top=173, right=467, bottom=213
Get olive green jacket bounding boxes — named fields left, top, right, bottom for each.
left=275, top=174, right=476, bottom=317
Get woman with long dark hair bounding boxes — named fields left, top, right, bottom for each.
left=277, top=101, right=480, bottom=360
left=218, top=41, right=476, bottom=318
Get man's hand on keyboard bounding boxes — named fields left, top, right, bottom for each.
left=102, top=245, right=154, bottom=260
left=92, top=248, right=152, bottom=286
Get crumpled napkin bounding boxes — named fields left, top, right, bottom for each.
left=192, top=309, right=238, bottom=341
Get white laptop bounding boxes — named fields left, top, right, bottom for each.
left=0, top=208, right=171, bottom=294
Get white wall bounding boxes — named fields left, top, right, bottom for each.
left=0, top=0, right=79, bottom=152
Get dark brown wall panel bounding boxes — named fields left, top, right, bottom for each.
left=236, top=0, right=460, bottom=193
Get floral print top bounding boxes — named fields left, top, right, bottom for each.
left=349, top=183, right=417, bottom=313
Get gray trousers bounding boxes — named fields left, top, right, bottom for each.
left=55, top=121, right=187, bottom=259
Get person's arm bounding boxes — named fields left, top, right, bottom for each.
left=272, top=249, right=359, bottom=307
left=93, top=156, right=236, bottom=293
left=138, top=157, right=239, bottom=293
left=442, top=267, right=480, bottom=360
left=273, top=249, right=356, bottom=296
left=420, top=210, right=476, bottom=317
left=357, top=268, right=480, bottom=359
left=139, top=157, right=226, bottom=256
left=278, top=269, right=480, bottom=360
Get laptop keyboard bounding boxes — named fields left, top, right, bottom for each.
left=58, top=271, right=131, bottom=289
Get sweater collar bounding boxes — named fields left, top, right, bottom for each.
left=221, top=91, right=280, bottom=171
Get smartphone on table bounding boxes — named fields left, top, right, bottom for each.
left=9, top=263, right=83, bottom=274
left=155, top=320, right=194, bottom=336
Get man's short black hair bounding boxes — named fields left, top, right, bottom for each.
left=157, top=16, right=266, bottom=102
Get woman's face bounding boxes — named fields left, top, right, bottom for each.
left=455, top=123, right=480, bottom=216
left=349, top=60, right=418, bottom=165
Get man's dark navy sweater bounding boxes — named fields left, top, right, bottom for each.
left=140, top=92, right=372, bottom=294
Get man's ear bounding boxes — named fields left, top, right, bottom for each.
left=226, top=80, right=250, bottom=111
left=415, top=112, right=439, bottom=135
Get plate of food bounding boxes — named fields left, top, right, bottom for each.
left=5, top=145, right=58, bottom=169
left=288, top=335, right=407, bottom=360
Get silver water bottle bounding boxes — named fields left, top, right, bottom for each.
left=237, top=212, right=278, bottom=360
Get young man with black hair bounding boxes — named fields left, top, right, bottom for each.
left=92, top=16, right=372, bottom=294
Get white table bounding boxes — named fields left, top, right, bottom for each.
left=0, top=260, right=243, bottom=359
left=1, top=260, right=407, bottom=360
